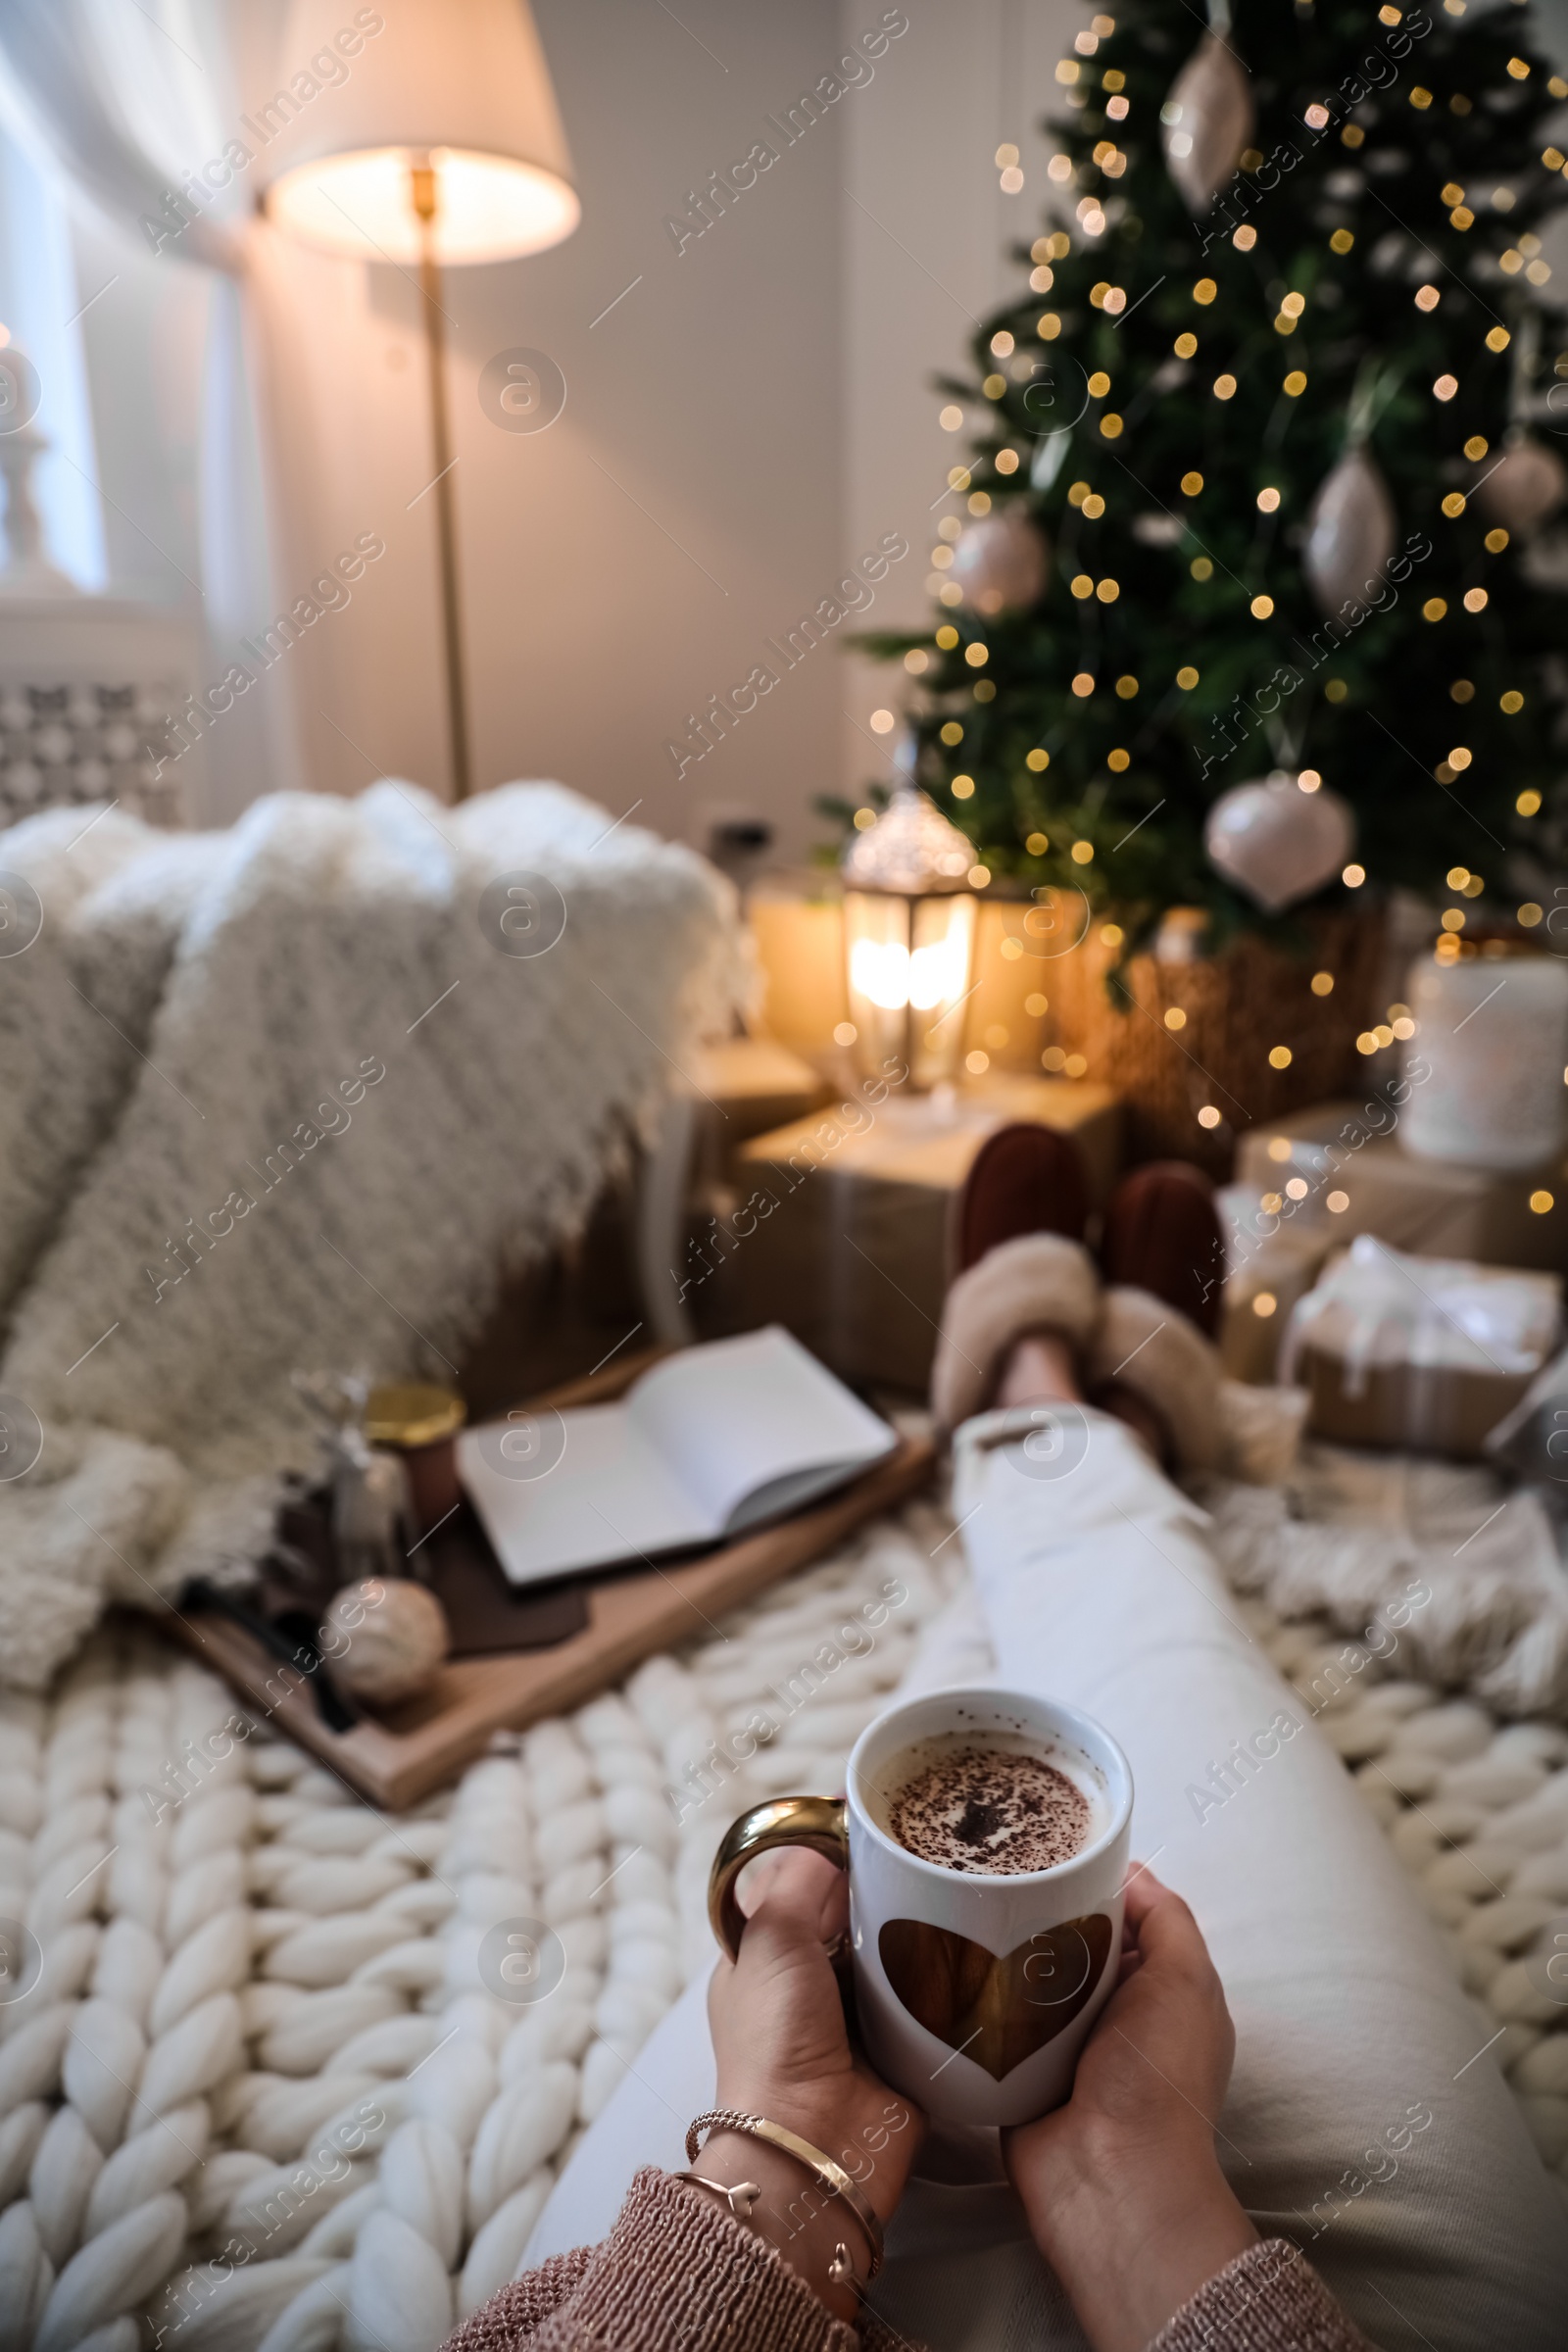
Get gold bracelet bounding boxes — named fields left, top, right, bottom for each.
left=673, top=2170, right=761, bottom=2222
left=676, top=2165, right=860, bottom=2291
left=685, top=2107, right=884, bottom=2279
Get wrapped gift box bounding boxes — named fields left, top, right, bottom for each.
left=685, top=1037, right=833, bottom=1192
left=747, top=881, right=850, bottom=1059
left=1216, top=1200, right=1337, bottom=1385
left=1487, top=1344, right=1568, bottom=1506
left=1233, top=1100, right=1568, bottom=1272
left=695, top=1075, right=1122, bottom=1392
left=1280, top=1236, right=1562, bottom=1459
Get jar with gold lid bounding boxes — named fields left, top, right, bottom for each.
left=365, top=1384, right=466, bottom=1536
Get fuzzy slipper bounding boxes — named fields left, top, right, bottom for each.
left=1084, top=1287, right=1224, bottom=1476
left=931, top=1234, right=1101, bottom=1435
left=949, top=1121, right=1088, bottom=1277
left=1100, top=1160, right=1226, bottom=1339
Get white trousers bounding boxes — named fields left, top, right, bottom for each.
left=526, top=1409, right=1568, bottom=2350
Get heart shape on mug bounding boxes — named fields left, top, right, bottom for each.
left=878, top=1913, right=1114, bottom=2082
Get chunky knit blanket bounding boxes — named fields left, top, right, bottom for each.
left=0, top=784, right=739, bottom=1689
left=0, top=1463, right=1565, bottom=2352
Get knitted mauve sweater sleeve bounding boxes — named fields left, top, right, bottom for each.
left=442, top=2247, right=595, bottom=2352
left=439, top=2168, right=919, bottom=2352
left=1149, top=2236, right=1378, bottom=2352
left=443, top=2183, right=1368, bottom=2352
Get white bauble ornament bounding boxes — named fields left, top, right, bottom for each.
left=1303, top=446, right=1396, bottom=615
left=1204, top=773, right=1355, bottom=911
left=1161, top=33, right=1254, bottom=211
left=323, top=1578, right=449, bottom=1705
left=1476, top=436, right=1567, bottom=537
left=949, top=509, right=1049, bottom=615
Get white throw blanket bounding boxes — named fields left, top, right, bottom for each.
left=1207, top=1447, right=1568, bottom=1721
left=0, top=783, right=740, bottom=1688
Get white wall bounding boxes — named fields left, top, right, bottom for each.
left=243, top=0, right=848, bottom=853
left=234, top=0, right=1088, bottom=857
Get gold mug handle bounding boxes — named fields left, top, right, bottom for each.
left=708, top=1795, right=850, bottom=1963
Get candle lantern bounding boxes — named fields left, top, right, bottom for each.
left=840, top=779, right=978, bottom=1090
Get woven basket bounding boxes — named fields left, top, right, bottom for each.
left=1046, top=906, right=1387, bottom=1172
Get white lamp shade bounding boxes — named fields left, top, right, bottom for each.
left=260, top=0, right=579, bottom=264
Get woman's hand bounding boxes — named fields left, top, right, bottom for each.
left=704, top=1847, right=924, bottom=2321
left=1004, top=1868, right=1258, bottom=2352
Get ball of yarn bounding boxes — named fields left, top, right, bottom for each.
left=323, top=1581, right=449, bottom=1705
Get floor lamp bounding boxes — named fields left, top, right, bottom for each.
left=261, top=0, right=579, bottom=802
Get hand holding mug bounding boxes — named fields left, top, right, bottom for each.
left=705, top=1846, right=924, bottom=2323
left=1004, top=1869, right=1258, bottom=2352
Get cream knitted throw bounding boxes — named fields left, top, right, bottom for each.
left=0, top=1471, right=1565, bottom=2352
left=1209, top=1450, right=1568, bottom=1722
left=0, top=783, right=738, bottom=1690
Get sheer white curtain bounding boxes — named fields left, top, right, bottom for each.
left=0, top=0, right=237, bottom=261
left=0, top=129, right=108, bottom=590
left=0, top=0, right=298, bottom=818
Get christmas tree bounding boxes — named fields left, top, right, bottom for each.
left=860, top=0, right=1568, bottom=958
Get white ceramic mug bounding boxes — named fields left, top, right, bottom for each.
left=709, top=1684, right=1133, bottom=2128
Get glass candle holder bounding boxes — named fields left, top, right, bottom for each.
left=840, top=780, right=978, bottom=1092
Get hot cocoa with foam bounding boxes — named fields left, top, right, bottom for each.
left=885, top=1731, right=1095, bottom=1875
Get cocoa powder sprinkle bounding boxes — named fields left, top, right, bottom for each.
left=890, top=1746, right=1089, bottom=1875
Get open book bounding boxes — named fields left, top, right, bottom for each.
left=458, top=1327, right=899, bottom=1588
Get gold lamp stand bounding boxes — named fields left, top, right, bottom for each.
left=411, top=162, right=472, bottom=805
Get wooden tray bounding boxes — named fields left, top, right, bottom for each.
left=164, top=1350, right=934, bottom=1809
